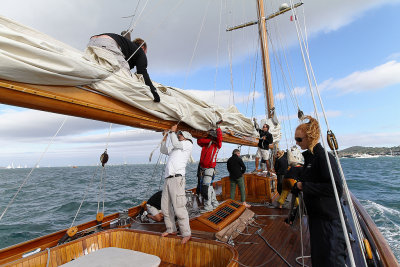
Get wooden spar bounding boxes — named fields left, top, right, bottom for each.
left=226, top=2, right=303, bottom=31
left=256, top=0, right=274, bottom=118
left=227, top=1, right=303, bottom=119
left=0, top=79, right=258, bottom=147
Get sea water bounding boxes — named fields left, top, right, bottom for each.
left=0, top=157, right=399, bottom=262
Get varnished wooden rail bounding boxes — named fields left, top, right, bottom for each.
left=0, top=205, right=143, bottom=265
left=2, top=229, right=238, bottom=267
left=351, top=193, right=399, bottom=267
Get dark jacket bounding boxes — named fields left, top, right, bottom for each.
left=301, top=143, right=343, bottom=220
left=147, top=191, right=162, bottom=210
left=257, top=129, right=273, bottom=150
left=100, top=33, right=156, bottom=92
left=285, top=165, right=303, bottom=180
left=274, top=153, right=288, bottom=176
left=227, top=154, right=246, bottom=180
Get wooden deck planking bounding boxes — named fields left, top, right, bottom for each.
left=233, top=206, right=311, bottom=266
left=130, top=204, right=311, bottom=266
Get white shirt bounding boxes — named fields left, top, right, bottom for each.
left=160, top=133, right=193, bottom=178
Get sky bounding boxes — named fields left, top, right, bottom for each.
left=1, top=0, right=400, bottom=167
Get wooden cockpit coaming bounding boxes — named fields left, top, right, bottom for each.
left=1, top=229, right=238, bottom=267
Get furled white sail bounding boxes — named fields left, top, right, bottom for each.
left=0, top=15, right=258, bottom=137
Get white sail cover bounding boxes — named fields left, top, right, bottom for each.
left=0, top=16, right=259, bottom=137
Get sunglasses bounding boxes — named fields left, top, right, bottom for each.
left=295, top=137, right=303, bottom=142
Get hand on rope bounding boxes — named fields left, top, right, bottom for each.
left=149, top=123, right=181, bottom=162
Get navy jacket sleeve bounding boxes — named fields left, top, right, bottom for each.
left=303, top=153, right=342, bottom=198
left=266, top=132, right=273, bottom=144
left=239, top=158, right=246, bottom=174
left=135, top=51, right=157, bottom=91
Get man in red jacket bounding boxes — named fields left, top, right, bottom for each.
left=197, top=127, right=223, bottom=212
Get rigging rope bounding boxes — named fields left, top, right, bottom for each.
left=288, top=1, right=358, bottom=266
left=266, top=28, right=295, bottom=149
left=296, top=3, right=367, bottom=261
left=97, top=123, right=113, bottom=216
left=124, top=0, right=150, bottom=35
left=213, top=0, right=223, bottom=105
left=226, top=3, right=235, bottom=106
left=295, top=2, right=367, bottom=264
left=70, top=167, right=100, bottom=228
left=183, top=0, right=212, bottom=89
left=122, top=0, right=142, bottom=35
left=124, top=0, right=186, bottom=70
left=0, top=117, right=68, bottom=221
left=245, top=41, right=259, bottom=117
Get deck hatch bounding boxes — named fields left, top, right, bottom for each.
left=207, top=215, right=222, bottom=224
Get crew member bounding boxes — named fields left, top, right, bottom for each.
left=197, top=126, right=222, bottom=212
left=253, top=118, right=273, bottom=172
left=227, top=149, right=251, bottom=208
left=87, top=33, right=160, bottom=102
left=274, top=150, right=288, bottom=195
left=292, top=115, right=347, bottom=266
left=160, top=124, right=193, bottom=244
left=146, top=191, right=163, bottom=222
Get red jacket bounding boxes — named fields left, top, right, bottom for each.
left=197, top=128, right=223, bottom=168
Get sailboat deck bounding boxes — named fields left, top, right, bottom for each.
left=130, top=204, right=311, bottom=266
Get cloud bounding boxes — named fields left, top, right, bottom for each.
left=186, top=89, right=261, bottom=108
left=1, top=0, right=396, bottom=74
left=277, top=110, right=342, bottom=122
left=292, top=87, right=306, bottom=96
left=320, top=61, right=400, bottom=93
left=0, top=108, right=124, bottom=141
left=387, top=53, right=400, bottom=61
left=275, top=92, right=286, bottom=100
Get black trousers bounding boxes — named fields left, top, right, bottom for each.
left=309, top=217, right=347, bottom=267
left=277, top=174, right=284, bottom=195
left=196, top=163, right=201, bottom=195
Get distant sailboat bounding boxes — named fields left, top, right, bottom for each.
left=5, top=162, right=14, bottom=169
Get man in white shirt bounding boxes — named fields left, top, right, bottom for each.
left=160, top=124, right=193, bottom=244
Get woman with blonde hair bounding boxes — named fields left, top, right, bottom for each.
left=292, top=116, right=347, bottom=267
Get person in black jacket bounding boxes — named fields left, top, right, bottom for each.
left=253, top=119, right=273, bottom=172
left=227, top=149, right=251, bottom=208
left=145, top=191, right=163, bottom=222
left=274, top=150, right=288, bottom=194
left=87, top=33, right=160, bottom=102
left=292, top=115, right=346, bottom=267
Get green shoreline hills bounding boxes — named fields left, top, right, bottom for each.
left=338, top=145, right=400, bottom=157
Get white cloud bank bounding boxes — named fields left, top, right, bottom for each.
left=320, top=61, right=400, bottom=93
left=1, top=0, right=397, bottom=74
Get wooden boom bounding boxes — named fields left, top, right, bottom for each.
left=0, top=79, right=258, bottom=147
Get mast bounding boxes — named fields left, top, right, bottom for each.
left=256, top=0, right=274, bottom=118
left=226, top=1, right=302, bottom=119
